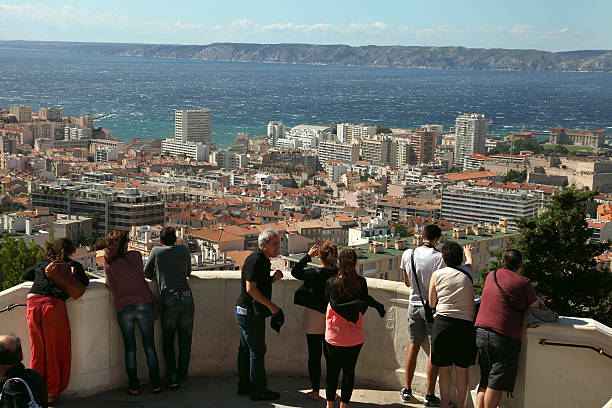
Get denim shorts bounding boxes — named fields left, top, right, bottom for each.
left=408, top=303, right=433, bottom=345
left=476, top=328, right=521, bottom=392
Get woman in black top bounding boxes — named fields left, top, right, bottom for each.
left=22, top=238, right=89, bottom=404
left=291, top=240, right=338, bottom=401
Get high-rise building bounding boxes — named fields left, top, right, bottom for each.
left=175, top=108, right=211, bottom=144
left=267, top=121, right=285, bottom=146
left=10, top=105, right=32, bottom=123
left=421, top=124, right=444, bottom=145
left=337, top=123, right=351, bottom=143
left=80, top=114, right=94, bottom=129
left=361, top=137, right=391, bottom=165
left=39, top=107, right=63, bottom=122
left=454, top=113, right=486, bottom=166
left=410, top=129, right=436, bottom=164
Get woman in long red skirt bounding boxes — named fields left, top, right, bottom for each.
left=22, top=239, right=89, bottom=404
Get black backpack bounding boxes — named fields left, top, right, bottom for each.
left=0, top=378, right=41, bottom=408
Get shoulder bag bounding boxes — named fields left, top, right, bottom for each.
left=410, top=249, right=435, bottom=324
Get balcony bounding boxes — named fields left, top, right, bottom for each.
left=1, top=273, right=610, bottom=408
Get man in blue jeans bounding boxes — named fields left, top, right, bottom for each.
left=145, top=226, right=193, bottom=389
left=235, top=228, right=283, bottom=401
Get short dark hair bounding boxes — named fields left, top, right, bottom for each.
left=502, top=249, right=523, bottom=271
left=0, top=335, right=23, bottom=365
left=423, top=224, right=442, bottom=241
left=440, top=241, right=463, bottom=267
left=160, top=226, right=177, bottom=246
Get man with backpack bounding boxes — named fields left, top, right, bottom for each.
left=474, top=249, right=539, bottom=408
left=0, top=335, right=47, bottom=408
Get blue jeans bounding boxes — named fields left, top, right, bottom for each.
left=116, top=302, right=160, bottom=390
left=235, top=310, right=267, bottom=394
left=161, top=291, right=194, bottom=385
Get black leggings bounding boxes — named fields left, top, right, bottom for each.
left=306, top=333, right=325, bottom=392
left=324, top=341, right=363, bottom=403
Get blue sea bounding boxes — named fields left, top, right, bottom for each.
left=1, top=47, right=611, bottom=148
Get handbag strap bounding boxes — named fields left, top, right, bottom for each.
left=0, top=377, right=39, bottom=407
left=447, top=265, right=473, bottom=283
left=493, top=270, right=525, bottom=313
left=410, top=250, right=428, bottom=306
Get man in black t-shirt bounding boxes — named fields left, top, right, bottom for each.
left=235, top=228, right=283, bottom=401
left=0, top=335, right=47, bottom=408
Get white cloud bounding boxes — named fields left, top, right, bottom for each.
left=0, top=5, right=587, bottom=49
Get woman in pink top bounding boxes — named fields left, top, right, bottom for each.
left=323, top=249, right=369, bottom=408
left=101, top=231, right=161, bottom=395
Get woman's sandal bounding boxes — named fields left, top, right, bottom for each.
left=127, top=388, right=140, bottom=396
left=152, top=387, right=162, bottom=393
left=47, top=395, right=58, bottom=405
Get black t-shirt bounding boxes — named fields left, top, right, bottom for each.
left=0, top=363, right=48, bottom=408
left=236, top=248, right=272, bottom=310
left=22, top=258, right=90, bottom=301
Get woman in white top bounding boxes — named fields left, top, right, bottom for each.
left=429, top=243, right=475, bottom=408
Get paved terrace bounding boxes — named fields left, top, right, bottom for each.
left=1, top=271, right=611, bottom=408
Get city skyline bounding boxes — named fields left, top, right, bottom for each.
left=0, top=1, right=611, bottom=52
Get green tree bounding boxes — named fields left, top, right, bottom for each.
left=300, top=180, right=309, bottom=188
left=0, top=235, right=44, bottom=290
left=392, top=223, right=413, bottom=237
left=487, top=188, right=612, bottom=325
left=501, top=169, right=528, bottom=183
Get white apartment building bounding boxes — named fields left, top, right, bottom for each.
left=361, top=137, right=391, bottom=165
left=337, top=123, right=352, bottom=143
left=351, top=124, right=377, bottom=141
left=64, top=124, right=92, bottom=140
left=94, top=147, right=119, bottom=162
left=318, top=141, right=360, bottom=169
left=454, top=113, right=486, bottom=166
left=213, top=150, right=247, bottom=171
left=175, top=108, right=211, bottom=144
left=440, top=186, right=539, bottom=230
left=161, top=139, right=210, bottom=161
left=390, top=137, right=412, bottom=167
left=267, top=121, right=286, bottom=146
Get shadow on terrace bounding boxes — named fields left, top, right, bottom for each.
left=1, top=271, right=611, bottom=408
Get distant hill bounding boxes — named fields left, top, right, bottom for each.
left=2, top=40, right=612, bottom=72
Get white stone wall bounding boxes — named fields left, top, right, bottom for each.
left=1, top=273, right=611, bottom=408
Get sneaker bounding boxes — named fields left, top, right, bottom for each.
left=423, top=394, right=441, bottom=407
left=251, top=389, right=280, bottom=401
left=400, top=387, right=413, bottom=402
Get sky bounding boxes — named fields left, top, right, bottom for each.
left=0, top=1, right=610, bottom=51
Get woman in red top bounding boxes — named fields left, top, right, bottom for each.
left=101, top=231, right=160, bottom=395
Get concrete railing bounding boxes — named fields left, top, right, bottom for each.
left=1, top=272, right=611, bottom=407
